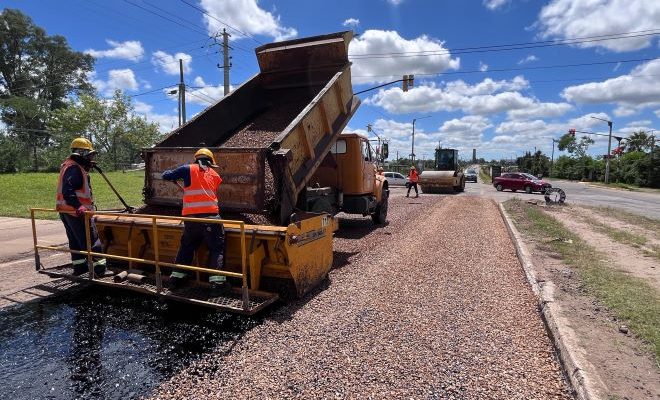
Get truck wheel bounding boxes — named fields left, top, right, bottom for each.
left=372, top=189, right=389, bottom=224
left=525, top=185, right=532, bottom=194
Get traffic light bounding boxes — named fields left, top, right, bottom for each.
left=382, top=142, right=389, bottom=159
left=568, top=128, right=576, bottom=137
left=402, top=74, right=414, bottom=92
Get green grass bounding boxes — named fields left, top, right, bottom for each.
left=504, top=199, right=660, bottom=360
left=585, top=205, right=660, bottom=234
left=0, top=170, right=145, bottom=219
left=580, top=216, right=648, bottom=248
left=479, top=168, right=491, bottom=184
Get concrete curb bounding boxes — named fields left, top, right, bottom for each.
left=498, top=203, right=604, bottom=400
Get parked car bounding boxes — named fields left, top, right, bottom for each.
left=464, top=169, right=478, bottom=182
left=493, top=172, right=552, bottom=193
left=383, top=171, right=409, bottom=186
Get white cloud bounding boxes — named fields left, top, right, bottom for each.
left=561, top=58, right=660, bottom=114
left=479, top=62, right=489, bottom=72
left=185, top=76, right=227, bottom=106
left=343, top=18, right=360, bottom=29
left=483, top=0, right=510, bottom=10
left=200, top=0, right=297, bottom=41
left=91, top=69, right=138, bottom=96
left=152, top=51, right=192, bottom=75
left=438, top=116, right=492, bottom=148
left=655, top=109, right=660, bottom=118
left=133, top=101, right=179, bottom=133
left=517, top=55, right=538, bottom=64
left=507, top=102, right=573, bottom=120
left=364, top=76, right=557, bottom=116
left=387, top=0, right=404, bottom=5
left=85, top=40, right=144, bottom=61
left=349, top=30, right=460, bottom=85
left=537, top=0, right=660, bottom=52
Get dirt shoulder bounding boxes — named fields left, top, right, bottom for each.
left=506, top=200, right=660, bottom=400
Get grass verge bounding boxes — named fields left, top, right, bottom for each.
left=0, top=170, right=145, bottom=220
left=504, top=199, right=660, bottom=360
left=479, top=168, right=491, bottom=184
left=585, top=205, right=660, bottom=234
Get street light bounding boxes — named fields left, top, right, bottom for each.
left=411, top=115, right=431, bottom=165
left=591, top=116, right=613, bottom=184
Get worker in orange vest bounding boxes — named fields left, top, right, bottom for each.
left=162, top=148, right=226, bottom=291
left=406, top=165, right=419, bottom=198
left=55, top=137, right=106, bottom=276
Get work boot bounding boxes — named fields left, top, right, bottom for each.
left=211, top=281, right=232, bottom=295
left=405, top=194, right=409, bottom=198
left=414, top=194, right=419, bottom=198
left=169, top=271, right=188, bottom=289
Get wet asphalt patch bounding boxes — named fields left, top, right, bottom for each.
left=0, top=286, right=262, bottom=400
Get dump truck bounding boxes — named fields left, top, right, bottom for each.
left=418, top=148, right=465, bottom=193
left=31, top=31, right=387, bottom=314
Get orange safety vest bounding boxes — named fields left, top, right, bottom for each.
left=182, top=163, right=222, bottom=216
left=409, top=169, right=419, bottom=183
left=55, top=158, right=94, bottom=215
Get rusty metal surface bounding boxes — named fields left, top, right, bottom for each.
left=38, top=264, right=278, bottom=315
left=144, top=147, right=267, bottom=213
left=256, top=31, right=352, bottom=74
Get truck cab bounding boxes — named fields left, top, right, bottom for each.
left=308, top=133, right=388, bottom=224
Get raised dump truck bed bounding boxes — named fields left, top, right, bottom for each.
left=31, top=32, right=361, bottom=314
left=146, top=31, right=360, bottom=225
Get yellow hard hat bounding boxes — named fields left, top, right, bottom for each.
left=377, top=167, right=384, bottom=172
left=194, top=148, right=218, bottom=167
left=71, top=137, right=94, bottom=151
left=70, top=137, right=96, bottom=157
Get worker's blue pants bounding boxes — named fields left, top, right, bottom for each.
left=174, top=215, right=225, bottom=278
left=59, top=213, right=104, bottom=271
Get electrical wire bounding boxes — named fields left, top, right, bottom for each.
left=353, top=57, right=656, bottom=79
left=123, top=0, right=209, bottom=37
left=349, top=29, right=660, bottom=59
left=178, top=0, right=264, bottom=45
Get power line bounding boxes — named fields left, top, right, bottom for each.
left=185, top=90, right=216, bottom=105
left=353, top=57, right=656, bottom=79
left=349, top=30, right=660, bottom=59
left=178, top=0, right=264, bottom=45
left=123, top=0, right=209, bottom=37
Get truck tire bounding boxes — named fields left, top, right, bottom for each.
left=544, top=188, right=566, bottom=204
left=371, top=188, right=389, bottom=224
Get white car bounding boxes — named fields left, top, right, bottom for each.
left=383, top=171, right=409, bottom=186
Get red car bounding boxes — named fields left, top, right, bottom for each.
left=493, top=173, right=552, bottom=194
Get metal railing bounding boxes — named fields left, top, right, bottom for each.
left=30, top=208, right=252, bottom=310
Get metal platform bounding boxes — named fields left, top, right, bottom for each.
left=38, top=265, right=279, bottom=315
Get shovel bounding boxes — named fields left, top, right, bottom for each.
left=92, top=165, right=136, bottom=213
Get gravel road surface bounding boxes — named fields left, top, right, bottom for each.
left=153, top=190, right=571, bottom=399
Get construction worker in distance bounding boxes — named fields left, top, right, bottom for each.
left=56, top=137, right=107, bottom=276
left=161, top=148, right=227, bottom=291
left=377, top=166, right=385, bottom=176
left=406, top=165, right=419, bottom=198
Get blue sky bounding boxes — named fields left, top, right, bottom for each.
left=5, top=0, right=659, bottom=161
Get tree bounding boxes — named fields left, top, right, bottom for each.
left=622, top=130, right=653, bottom=153
left=0, top=8, right=94, bottom=170
left=48, top=90, right=161, bottom=170
left=557, top=133, right=595, bottom=180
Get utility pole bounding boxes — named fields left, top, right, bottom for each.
left=550, top=139, right=558, bottom=176
left=411, top=115, right=431, bottom=165
left=178, top=59, right=187, bottom=126
left=222, top=29, right=231, bottom=95
left=592, top=116, right=613, bottom=183
left=648, top=130, right=656, bottom=185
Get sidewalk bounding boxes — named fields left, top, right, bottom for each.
left=0, top=217, right=66, bottom=263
